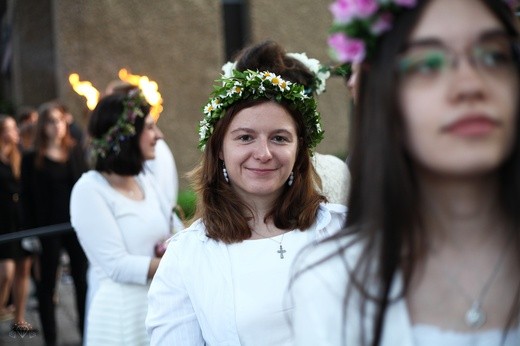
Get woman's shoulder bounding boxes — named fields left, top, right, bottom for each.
left=163, top=219, right=215, bottom=263
left=312, top=203, right=347, bottom=236
left=75, top=170, right=101, bottom=184
left=319, top=202, right=347, bottom=214
left=293, top=232, right=364, bottom=296
left=168, top=219, right=207, bottom=246
left=72, top=171, right=108, bottom=194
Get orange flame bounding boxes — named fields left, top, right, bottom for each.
left=118, top=68, right=163, bottom=121
left=69, top=69, right=163, bottom=121
left=68, top=73, right=100, bottom=110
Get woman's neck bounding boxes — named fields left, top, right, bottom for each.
left=101, top=172, right=143, bottom=200
left=418, top=171, right=506, bottom=251
left=102, top=172, right=134, bottom=186
left=45, top=140, right=67, bottom=161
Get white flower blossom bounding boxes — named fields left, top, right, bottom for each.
left=287, top=52, right=330, bottom=95
left=199, top=120, right=209, bottom=139
left=227, top=83, right=243, bottom=97
left=212, top=98, right=222, bottom=109
left=203, top=103, right=214, bottom=114
left=221, top=61, right=237, bottom=78
left=288, top=52, right=321, bottom=74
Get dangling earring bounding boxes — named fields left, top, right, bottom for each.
left=222, top=163, right=229, bottom=183
left=287, top=172, right=294, bottom=186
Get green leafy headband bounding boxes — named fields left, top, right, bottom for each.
left=222, top=52, right=331, bottom=95
left=198, top=69, right=324, bottom=151
left=91, top=89, right=148, bottom=158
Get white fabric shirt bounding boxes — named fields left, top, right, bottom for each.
left=290, top=237, right=520, bottom=346
left=228, top=230, right=309, bottom=345
left=144, top=139, right=185, bottom=232
left=70, top=170, right=171, bottom=310
left=146, top=203, right=347, bottom=346
left=145, top=139, right=178, bottom=208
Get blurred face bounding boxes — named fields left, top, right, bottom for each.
left=45, top=108, right=67, bottom=141
left=139, top=114, right=163, bottom=160
left=220, top=101, right=298, bottom=203
left=1, top=118, right=20, bottom=146
left=398, top=0, right=518, bottom=178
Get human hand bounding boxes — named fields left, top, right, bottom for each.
left=154, top=238, right=168, bottom=257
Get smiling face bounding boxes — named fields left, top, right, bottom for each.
left=398, top=0, right=519, bottom=178
left=220, top=101, right=298, bottom=203
left=139, top=114, right=163, bottom=160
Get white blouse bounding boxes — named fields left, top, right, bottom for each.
left=146, top=203, right=347, bottom=346
left=228, top=230, right=309, bottom=346
left=290, top=236, right=520, bottom=346
left=412, top=324, right=520, bottom=346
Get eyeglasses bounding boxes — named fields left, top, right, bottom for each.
left=397, top=33, right=519, bottom=86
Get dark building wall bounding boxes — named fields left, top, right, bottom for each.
left=11, top=0, right=57, bottom=107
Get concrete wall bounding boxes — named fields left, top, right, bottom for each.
left=11, top=0, right=57, bottom=106
left=10, top=0, right=350, bottom=190
left=250, top=0, right=350, bottom=158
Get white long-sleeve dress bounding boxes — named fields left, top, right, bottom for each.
left=70, top=170, right=171, bottom=345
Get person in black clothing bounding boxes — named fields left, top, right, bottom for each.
left=21, top=102, right=88, bottom=346
left=56, top=101, right=86, bottom=148
left=0, top=115, right=36, bottom=333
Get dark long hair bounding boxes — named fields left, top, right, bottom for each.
left=88, top=92, right=150, bottom=175
left=300, top=1, right=520, bottom=345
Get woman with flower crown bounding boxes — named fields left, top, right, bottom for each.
left=70, top=89, right=172, bottom=345
left=146, top=41, right=347, bottom=345
left=290, top=0, right=520, bottom=345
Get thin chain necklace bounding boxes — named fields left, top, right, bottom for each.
left=251, top=229, right=288, bottom=259
left=438, top=241, right=510, bottom=329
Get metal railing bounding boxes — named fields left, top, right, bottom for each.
left=0, top=223, right=73, bottom=245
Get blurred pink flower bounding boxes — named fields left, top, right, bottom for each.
left=355, top=0, right=378, bottom=18
left=330, top=0, right=378, bottom=23
left=371, top=12, right=393, bottom=34
left=328, top=33, right=366, bottom=64
left=329, top=0, right=356, bottom=23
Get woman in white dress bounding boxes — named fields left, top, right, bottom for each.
left=70, top=89, right=172, bottom=345
left=146, top=42, right=347, bottom=345
left=290, top=0, right=520, bottom=345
